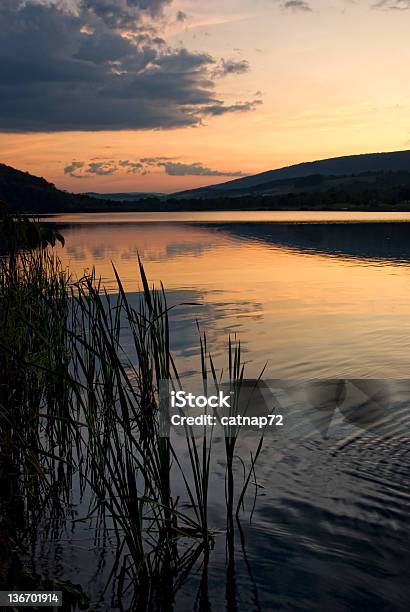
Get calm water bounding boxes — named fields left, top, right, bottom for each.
left=45, top=211, right=410, bottom=379
left=40, top=211, right=410, bottom=610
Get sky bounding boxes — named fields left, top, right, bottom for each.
left=1, top=0, right=410, bottom=193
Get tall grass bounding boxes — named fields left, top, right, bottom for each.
left=0, top=245, right=265, bottom=607
left=0, top=248, right=78, bottom=529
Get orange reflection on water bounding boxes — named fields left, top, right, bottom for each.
left=50, top=214, right=410, bottom=378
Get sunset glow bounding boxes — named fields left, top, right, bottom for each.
left=1, top=0, right=410, bottom=193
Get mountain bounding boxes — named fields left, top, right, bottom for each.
left=0, top=163, right=110, bottom=213
left=86, top=191, right=165, bottom=201
left=2, top=152, right=410, bottom=214
left=174, top=150, right=410, bottom=198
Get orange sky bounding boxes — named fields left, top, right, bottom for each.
left=1, top=0, right=410, bottom=193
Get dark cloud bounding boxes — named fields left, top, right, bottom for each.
left=282, top=1, right=312, bottom=11
left=119, top=160, right=145, bottom=173
left=0, top=1, right=259, bottom=132
left=201, top=100, right=263, bottom=116
left=373, top=0, right=410, bottom=9
left=64, top=157, right=245, bottom=177
left=161, top=162, right=246, bottom=177
left=213, top=58, right=250, bottom=77
left=140, top=156, right=173, bottom=163
left=87, top=161, right=118, bottom=175
left=64, top=159, right=117, bottom=176
left=176, top=10, right=187, bottom=22
left=64, top=160, right=86, bottom=178
left=80, top=0, right=172, bottom=29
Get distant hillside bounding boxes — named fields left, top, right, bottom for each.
left=175, top=150, right=410, bottom=198
left=86, top=191, right=165, bottom=202
left=0, top=163, right=114, bottom=213
left=2, top=157, right=410, bottom=214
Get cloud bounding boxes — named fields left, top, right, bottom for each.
left=64, top=157, right=246, bottom=177
left=0, top=1, right=259, bottom=132
left=119, top=159, right=145, bottom=173
left=373, top=0, right=410, bottom=9
left=213, top=58, right=250, bottom=78
left=201, top=99, right=263, bottom=116
left=140, top=156, right=172, bottom=163
left=64, top=160, right=85, bottom=177
left=282, top=1, right=312, bottom=11
left=64, top=159, right=117, bottom=176
left=87, top=161, right=118, bottom=175
left=80, top=0, right=173, bottom=29
left=161, top=162, right=246, bottom=177
left=176, top=10, right=187, bottom=22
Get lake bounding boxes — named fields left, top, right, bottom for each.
left=45, top=211, right=410, bottom=379
left=39, top=211, right=410, bottom=611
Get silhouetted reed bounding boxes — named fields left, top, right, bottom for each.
left=0, top=244, right=265, bottom=607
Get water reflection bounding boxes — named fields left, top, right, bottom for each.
left=46, top=215, right=410, bottom=379
left=111, top=289, right=263, bottom=378
left=208, top=221, right=410, bottom=264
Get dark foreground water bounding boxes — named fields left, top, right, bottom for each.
left=36, top=212, right=410, bottom=610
